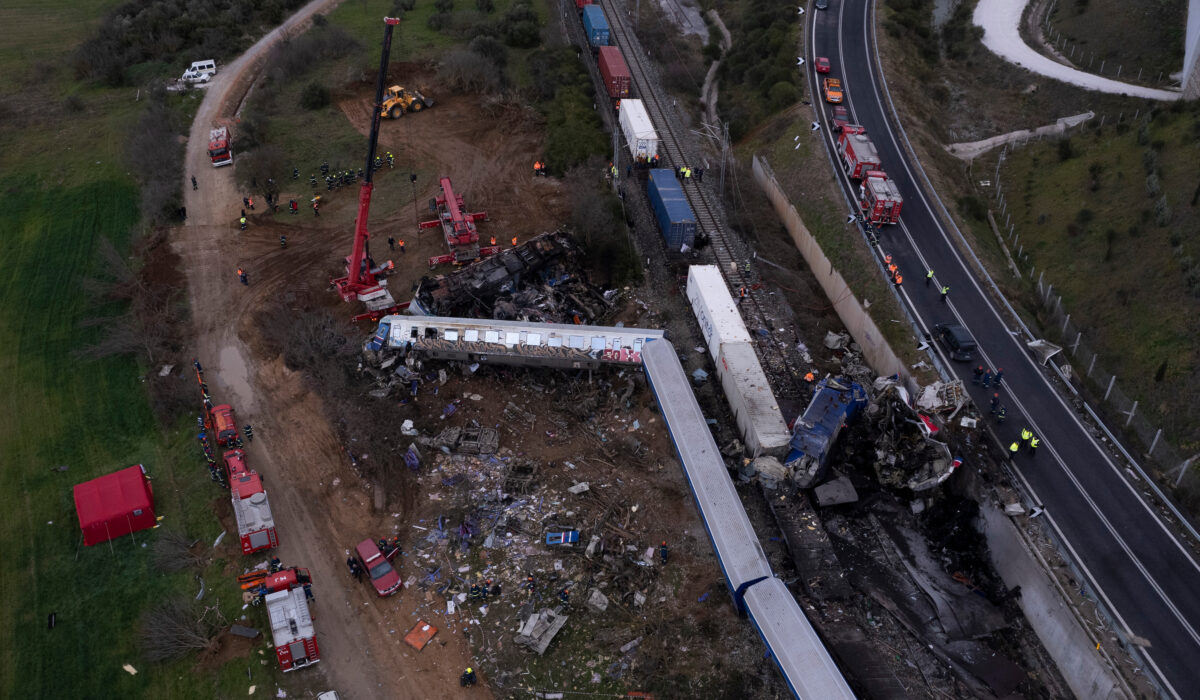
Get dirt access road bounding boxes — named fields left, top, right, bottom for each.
left=180, top=2, right=486, bottom=698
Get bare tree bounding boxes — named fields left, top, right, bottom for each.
left=76, top=236, right=185, bottom=364
left=153, top=530, right=206, bottom=572
left=139, top=598, right=225, bottom=661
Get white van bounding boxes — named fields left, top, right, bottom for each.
left=182, top=60, right=217, bottom=84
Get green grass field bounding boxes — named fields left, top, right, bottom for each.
left=1049, top=0, right=1185, bottom=85
left=0, top=2, right=271, bottom=696
left=996, top=107, right=1200, bottom=444
left=0, top=181, right=253, bottom=697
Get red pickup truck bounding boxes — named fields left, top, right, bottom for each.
left=355, top=539, right=402, bottom=597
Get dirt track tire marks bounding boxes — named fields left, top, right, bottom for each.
left=178, top=2, right=488, bottom=697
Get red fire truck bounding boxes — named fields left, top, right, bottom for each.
left=208, top=126, right=233, bottom=167
left=231, top=470, right=278, bottom=554
left=859, top=171, right=904, bottom=225
left=265, top=586, right=319, bottom=671
left=836, top=125, right=882, bottom=180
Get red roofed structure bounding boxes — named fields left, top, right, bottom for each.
left=73, top=465, right=156, bottom=546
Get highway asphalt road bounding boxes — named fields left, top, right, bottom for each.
left=808, top=1, right=1200, bottom=695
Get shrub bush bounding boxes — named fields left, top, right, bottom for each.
left=502, top=0, right=541, bottom=48
left=1154, top=196, right=1172, bottom=226
left=124, top=89, right=183, bottom=224
left=468, top=36, right=507, bottom=70
left=1057, top=137, right=1074, bottom=161
left=72, top=0, right=310, bottom=85
left=299, top=81, right=331, bottom=110
left=437, top=48, right=502, bottom=93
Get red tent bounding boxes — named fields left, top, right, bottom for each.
left=73, top=464, right=156, bottom=546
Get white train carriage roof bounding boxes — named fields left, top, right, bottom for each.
left=641, top=339, right=772, bottom=591
left=744, top=577, right=856, bottom=700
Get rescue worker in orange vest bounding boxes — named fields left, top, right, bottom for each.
left=490, top=236, right=497, bottom=246
left=511, top=236, right=518, bottom=247
left=804, top=371, right=816, bottom=382
left=893, top=272, right=902, bottom=286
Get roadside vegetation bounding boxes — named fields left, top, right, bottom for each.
left=712, top=0, right=802, bottom=141
left=1047, top=0, right=1185, bottom=85
left=991, top=103, right=1200, bottom=506
left=630, top=0, right=708, bottom=101
left=71, top=0, right=310, bottom=86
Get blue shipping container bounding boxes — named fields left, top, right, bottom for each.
left=582, top=5, right=611, bottom=48
left=647, top=169, right=697, bottom=250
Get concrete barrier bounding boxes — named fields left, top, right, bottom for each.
left=751, top=155, right=906, bottom=382
left=979, top=500, right=1129, bottom=700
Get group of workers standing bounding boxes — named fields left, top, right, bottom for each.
left=880, top=252, right=951, bottom=299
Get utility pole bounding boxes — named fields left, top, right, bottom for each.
left=718, top=121, right=730, bottom=195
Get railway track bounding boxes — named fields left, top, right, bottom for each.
left=597, top=2, right=805, bottom=400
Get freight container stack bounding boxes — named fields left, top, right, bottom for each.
left=581, top=5, right=610, bottom=48
left=685, top=266, right=790, bottom=457
left=618, top=100, right=658, bottom=162
left=597, top=46, right=631, bottom=99
left=646, top=169, right=697, bottom=251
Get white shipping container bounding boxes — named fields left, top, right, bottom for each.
left=687, top=265, right=751, bottom=361
left=716, top=342, right=791, bottom=457
left=618, top=100, right=659, bottom=161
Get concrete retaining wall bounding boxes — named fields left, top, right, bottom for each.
left=979, top=500, right=1128, bottom=700
left=751, top=155, right=906, bottom=381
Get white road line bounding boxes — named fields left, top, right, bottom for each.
left=812, top=0, right=1200, bottom=675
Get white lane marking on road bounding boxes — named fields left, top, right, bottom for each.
left=829, top=0, right=1200, bottom=669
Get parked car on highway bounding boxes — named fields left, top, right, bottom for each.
left=822, top=77, right=843, bottom=103
left=815, top=0, right=829, bottom=9
left=815, top=57, right=831, bottom=74
left=355, top=539, right=402, bottom=597
left=934, top=323, right=977, bottom=362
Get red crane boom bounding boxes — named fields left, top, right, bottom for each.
left=332, top=17, right=400, bottom=307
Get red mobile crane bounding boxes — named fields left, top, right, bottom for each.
left=421, top=176, right=497, bottom=267
left=331, top=17, right=401, bottom=312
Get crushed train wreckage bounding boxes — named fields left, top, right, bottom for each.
left=730, top=374, right=966, bottom=495
left=784, top=377, right=868, bottom=489
left=408, top=231, right=614, bottom=324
